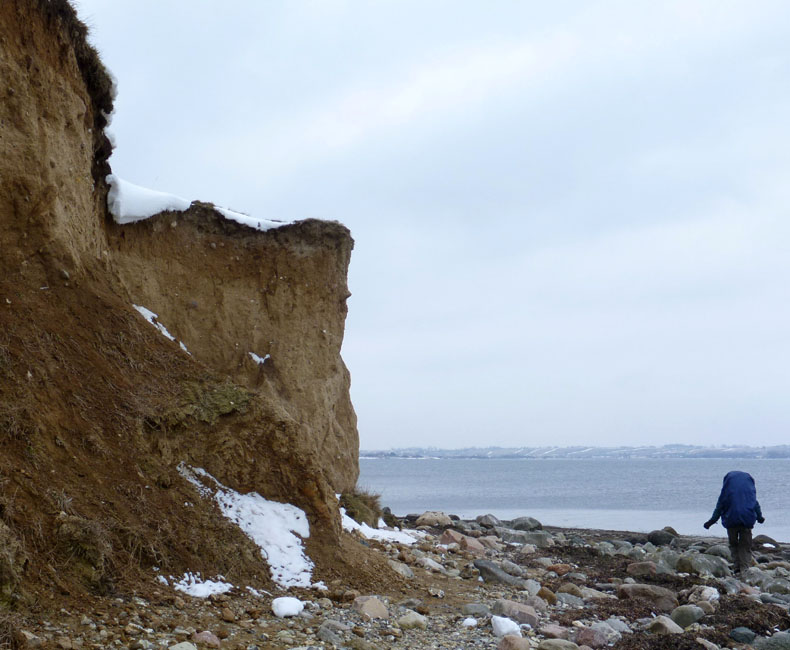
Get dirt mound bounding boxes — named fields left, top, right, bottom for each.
left=0, top=0, right=372, bottom=609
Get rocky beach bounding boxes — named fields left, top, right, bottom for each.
left=9, top=512, right=790, bottom=650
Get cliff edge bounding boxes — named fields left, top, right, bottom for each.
left=0, top=0, right=369, bottom=602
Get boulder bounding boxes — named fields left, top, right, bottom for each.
left=439, top=529, right=465, bottom=545
left=594, top=542, right=615, bottom=556
left=477, top=514, right=502, bottom=528
left=500, top=560, right=524, bottom=576
left=474, top=559, right=528, bottom=588
left=537, top=640, right=580, bottom=650
left=676, top=553, right=730, bottom=577
left=416, top=511, right=453, bottom=527
left=592, top=623, right=623, bottom=643
left=491, top=600, right=539, bottom=627
left=645, top=615, right=684, bottom=634
left=755, top=632, right=790, bottom=650
left=649, top=548, right=680, bottom=570
left=317, top=624, right=343, bottom=647
left=498, top=636, right=531, bottom=650
left=397, top=610, right=427, bottom=630
left=517, top=530, right=555, bottom=548
left=494, top=527, right=532, bottom=544
left=511, top=516, right=543, bottom=531
left=764, top=578, right=790, bottom=595
left=387, top=559, right=414, bottom=579
left=579, top=587, right=615, bottom=601
left=696, top=638, right=720, bottom=650
left=517, top=544, right=538, bottom=556
left=670, top=604, right=705, bottom=629
left=626, top=561, right=657, bottom=577
left=479, top=535, right=505, bottom=551
left=191, top=632, right=220, bottom=648
left=617, top=583, right=678, bottom=612
left=687, top=585, right=720, bottom=604
left=526, top=595, right=549, bottom=612
left=647, top=529, right=676, bottom=546
left=557, top=583, right=582, bottom=597
left=539, top=624, right=570, bottom=639
left=462, top=603, right=490, bottom=617
left=705, top=544, right=732, bottom=561
left=417, top=556, right=446, bottom=573
left=604, top=617, right=632, bottom=634
left=574, top=625, right=610, bottom=648
left=538, top=587, right=557, bottom=605
left=625, top=546, right=647, bottom=561
left=524, top=579, right=542, bottom=596
left=731, top=627, right=757, bottom=644
left=352, top=596, right=388, bottom=619
left=753, top=534, right=780, bottom=549
left=460, top=535, right=487, bottom=555
left=555, top=593, right=584, bottom=607
left=547, top=563, right=572, bottom=576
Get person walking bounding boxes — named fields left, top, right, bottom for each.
left=704, top=470, right=765, bottom=575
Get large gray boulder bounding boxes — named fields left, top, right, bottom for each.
left=511, top=516, right=543, bottom=531
left=473, top=559, right=528, bottom=588
left=617, top=583, right=679, bottom=612
left=676, top=552, right=731, bottom=577
left=476, top=513, right=502, bottom=528
left=670, top=604, right=705, bottom=629
left=647, top=529, right=676, bottom=546
left=491, top=599, right=539, bottom=627
left=755, top=632, right=790, bottom=650
left=705, top=544, right=732, bottom=561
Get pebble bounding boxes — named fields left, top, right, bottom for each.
left=18, top=513, right=790, bottom=650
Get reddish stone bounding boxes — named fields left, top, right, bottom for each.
left=460, top=535, right=486, bottom=555
left=439, top=529, right=465, bottom=545
left=539, top=624, right=570, bottom=639
left=575, top=626, right=609, bottom=648
left=546, top=563, right=572, bottom=576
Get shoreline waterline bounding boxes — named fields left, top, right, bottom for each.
left=360, top=456, right=790, bottom=544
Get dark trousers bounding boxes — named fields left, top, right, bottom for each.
left=727, top=525, right=753, bottom=573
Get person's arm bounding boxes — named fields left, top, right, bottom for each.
left=756, top=500, right=765, bottom=524
left=704, top=493, right=724, bottom=529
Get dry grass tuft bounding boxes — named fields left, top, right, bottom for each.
left=339, top=487, right=382, bottom=528
left=0, top=611, right=23, bottom=649
left=55, top=514, right=112, bottom=591
left=0, top=521, right=26, bottom=601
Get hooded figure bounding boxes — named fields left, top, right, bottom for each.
left=704, top=470, right=764, bottom=574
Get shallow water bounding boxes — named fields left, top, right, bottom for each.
left=359, top=457, right=790, bottom=542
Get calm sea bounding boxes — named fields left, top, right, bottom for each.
left=358, top=458, right=790, bottom=543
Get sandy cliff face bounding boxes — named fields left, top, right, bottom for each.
left=109, top=207, right=359, bottom=493
left=0, top=0, right=362, bottom=598
left=0, top=0, right=112, bottom=281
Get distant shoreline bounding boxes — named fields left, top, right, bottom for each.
left=360, top=444, right=790, bottom=460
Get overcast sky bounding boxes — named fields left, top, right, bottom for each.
left=75, top=1, right=790, bottom=450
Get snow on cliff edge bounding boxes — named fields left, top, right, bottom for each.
left=106, top=175, right=292, bottom=231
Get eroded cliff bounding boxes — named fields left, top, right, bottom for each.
left=0, top=0, right=365, bottom=600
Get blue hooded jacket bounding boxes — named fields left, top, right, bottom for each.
left=709, top=471, right=763, bottom=529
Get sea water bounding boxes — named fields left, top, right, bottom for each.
left=358, top=457, right=790, bottom=543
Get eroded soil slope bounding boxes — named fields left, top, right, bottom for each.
left=0, top=0, right=368, bottom=606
